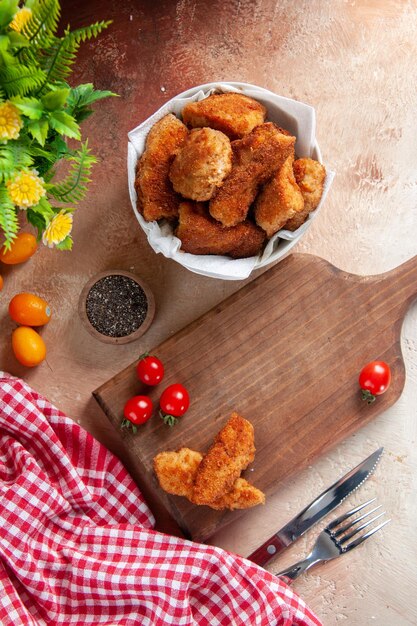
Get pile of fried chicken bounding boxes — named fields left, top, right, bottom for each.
left=153, top=412, right=265, bottom=510
left=135, top=92, right=326, bottom=259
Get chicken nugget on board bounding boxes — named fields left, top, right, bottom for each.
left=182, top=92, right=267, bottom=140
left=169, top=127, right=232, bottom=201
left=153, top=448, right=203, bottom=499
left=254, top=155, right=304, bottom=238
left=192, top=412, right=256, bottom=506
left=209, top=478, right=265, bottom=511
left=153, top=448, right=264, bottom=510
left=284, top=158, right=326, bottom=231
left=176, top=201, right=265, bottom=258
left=135, top=113, right=188, bottom=222
left=209, top=123, right=296, bottom=228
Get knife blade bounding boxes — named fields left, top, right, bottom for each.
left=248, top=447, right=383, bottom=567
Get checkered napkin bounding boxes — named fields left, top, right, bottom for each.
left=0, top=373, right=322, bottom=626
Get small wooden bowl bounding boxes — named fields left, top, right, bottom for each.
left=78, top=270, right=155, bottom=344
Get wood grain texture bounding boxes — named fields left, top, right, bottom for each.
left=94, top=252, right=417, bottom=541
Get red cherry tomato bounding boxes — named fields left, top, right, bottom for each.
left=136, top=353, right=164, bottom=386
left=121, top=395, right=153, bottom=433
left=159, top=383, right=190, bottom=426
left=359, top=361, right=391, bottom=404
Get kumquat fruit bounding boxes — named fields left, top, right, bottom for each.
left=9, top=293, right=51, bottom=326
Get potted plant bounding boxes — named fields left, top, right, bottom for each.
left=0, top=0, right=115, bottom=252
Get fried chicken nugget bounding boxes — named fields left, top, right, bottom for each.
left=182, top=92, right=267, bottom=140
left=169, top=128, right=232, bottom=201
left=254, top=155, right=304, bottom=238
left=154, top=448, right=203, bottom=499
left=192, top=412, right=256, bottom=506
left=153, top=448, right=265, bottom=510
left=209, top=478, right=265, bottom=511
left=284, top=158, right=326, bottom=231
left=209, top=123, right=296, bottom=227
left=176, top=201, right=265, bottom=258
left=135, top=114, right=188, bottom=222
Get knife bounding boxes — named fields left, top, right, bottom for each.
left=248, top=447, right=383, bottom=567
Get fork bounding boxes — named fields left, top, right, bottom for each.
left=276, top=498, right=390, bottom=581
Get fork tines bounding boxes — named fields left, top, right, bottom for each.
left=326, top=498, right=391, bottom=552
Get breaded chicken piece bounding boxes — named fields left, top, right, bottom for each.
left=153, top=448, right=265, bottom=510
left=284, top=158, right=326, bottom=231
left=209, top=123, right=296, bottom=227
left=192, top=412, right=256, bottom=505
left=210, top=478, right=265, bottom=511
left=182, top=93, right=267, bottom=140
left=154, top=448, right=203, bottom=499
left=135, top=114, right=188, bottom=222
left=254, top=155, right=304, bottom=238
left=169, top=128, right=232, bottom=201
left=227, top=223, right=266, bottom=259
left=176, top=201, right=265, bottom=258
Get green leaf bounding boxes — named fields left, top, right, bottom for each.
left=27, top=118, right=49, bottom=145
left=48, top=110, right=80, bottom=139
left=0, top=0, right=19, bottom=28
left=0, top=184, right=19, bottom=250
left=67, top=83, right=117, bottom=122
left=36, top=21, right=112, bottom=91
left=47, top=141, right=96, bottom=203
left=0, top=143, right=34, bottom=182
left=48, top=134, right=69, bottom=159
left=0, top=35, right=10, bottom=52
left=0, top=47, right=18, bottom=66
left=41, top=87, right=70, bottom=111
left=71, top=107, right=94, bottom=123
left=25, top=143, right=55, bottom=162
left=12, top=96, right=44, bottom=119
left=26, top=207, right=46, bottom=239
left=7, top=31, right=30, bottom=48
left=55, top=235, right=72, bottom=250
left=20, top=0, right=61, bottom=49
left=0, top=63, right=46, bottom=97
left=30, top=196, right=54, bottom=221
left=67, top=83, right=116, bottom=109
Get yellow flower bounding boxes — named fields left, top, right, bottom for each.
left=0, top=102, right=23, bottom=142
left=10, top=7, right=32, bottom=32
left=42, top=211, right=73, bottom=248
left=7, top=170, right=46, bottom=209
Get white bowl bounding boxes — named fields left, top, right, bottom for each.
left=127, top=82, right=333, bottom=281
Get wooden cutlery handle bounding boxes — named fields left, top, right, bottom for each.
left=247, top=534, right=288, bottom=567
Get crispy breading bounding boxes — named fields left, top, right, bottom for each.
left=284, top=158, right=326, bottom=231
left=192, top=412, right=256, bottom=506
left=169, top=128, right=232, bottom=201
left=210, top=478, right=265, bottom=511
left=182, top=93, right=267, bottom=140
left=153, top=448, right=265, bottom=510
left=227, top=222, right=266, bottom=259
left=135, top=114, right=188, bottom=222
left=153, top=448, right=203, bottom=499
left=209, top=123, right=296, bottom=227
left=254, top=155, right=304, bottom=238
left=175, top=201, right=265, bottom=258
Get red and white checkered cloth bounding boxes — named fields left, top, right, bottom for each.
left=0, top=372, right=322, bottom=626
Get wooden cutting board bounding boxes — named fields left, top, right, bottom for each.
left=93, top=253, right=417, bottom=542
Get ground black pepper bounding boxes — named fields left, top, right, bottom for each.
left=85, top=275, right=148, bottom=338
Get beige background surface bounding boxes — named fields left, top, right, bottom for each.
left=1, top=1, right=417, bottom=623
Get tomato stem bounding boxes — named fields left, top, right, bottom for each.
left=120, top=418, right=138, bottom=434
left=361, top=389, right=376, bottom=404
left=138, top=351, right=150, bottom=361
left=159, top=410, right=178, bottom=427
